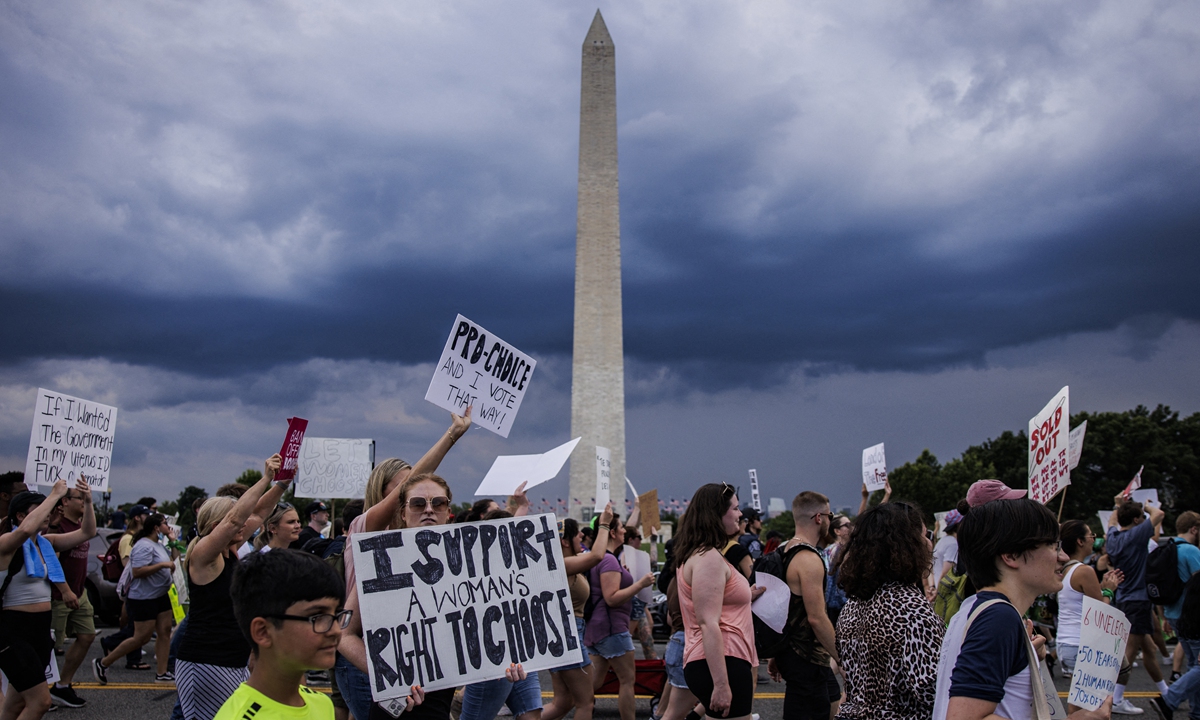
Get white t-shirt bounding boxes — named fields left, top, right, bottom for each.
left=932, top=535, right=959, bottom=585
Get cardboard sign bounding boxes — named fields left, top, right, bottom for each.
left=1028, top=386, right=1070, bottom=504
left=595, top=447, right=611, bottom=512
left=1068, top=420, right=1087, bottom=471
left=474, top=438, right=581, bottom=496
left=276, top=417, right=309, bottom=482
left=296, top=438, right=374, bottom=498
left=861, top=443, right=887, bottom=492
left=424, top=315, right=537, bottom=438
left=1068, top=597, right=1130, bottom=711
left=25, top=388, right=118, bottom=491
left=639, top=490, right=660, bottom=537
left=352, top=514, right=578, bottom=707
left=1120, top=466, right=1144, bottom=499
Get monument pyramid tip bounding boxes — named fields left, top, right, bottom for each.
left=585, top=9, right=612, bottom=44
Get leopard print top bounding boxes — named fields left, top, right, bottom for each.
left=835, top=583, right=945, bottom=720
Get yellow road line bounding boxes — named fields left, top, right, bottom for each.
left=64, top=684, right=1164, bottom=699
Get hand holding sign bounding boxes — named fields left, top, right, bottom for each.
left=264, top=453, right=283, bottom=484
left=276, top=418, right=308, bottom=482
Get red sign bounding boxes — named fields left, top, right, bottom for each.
left=1120, top=465, right=1144, bottom=500
left=276, top=417, right=309, bottom=481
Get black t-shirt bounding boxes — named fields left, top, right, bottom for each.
left=292, top=526, right=322, bottom=550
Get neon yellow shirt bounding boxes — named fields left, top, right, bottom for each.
left=213, top=683, right=333, bottom=720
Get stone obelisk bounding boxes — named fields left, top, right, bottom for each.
left=569, top=10, right=626, bottom=521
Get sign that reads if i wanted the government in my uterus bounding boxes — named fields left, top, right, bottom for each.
left=425, top=315, right=537, bottom=438
left=354, top=514, right=578, bottom=707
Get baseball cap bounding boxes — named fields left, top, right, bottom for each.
left=966, top=479, right=1026, bottom=508
left=305, top=501, right=330, bottom=517
left=741, top=507, right=762, bottom=522
left=128, top=504, right=150, bottom=518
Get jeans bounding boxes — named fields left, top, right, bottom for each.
left=459, top=674, right=543, bottom=720
left=1165, top=638, right=1200, bottom=719
left=168, top=616, right=188, bottom=720
left=776, top=647, right=834, bottom=720
left=335, top=653, right=374, bottom=720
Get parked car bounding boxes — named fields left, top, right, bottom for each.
left=86, top=528, right=125, bottom=626
left=647, top=592, right=670, bottom=641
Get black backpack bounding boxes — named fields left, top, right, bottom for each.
left=1176, top=571, right=1200, bottom=640
left=751, top=542, right=821, bottom=659
left=1147, top=539, right=1186, bottom=606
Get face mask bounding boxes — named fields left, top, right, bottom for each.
left=158, top=532, right=166, bottom=542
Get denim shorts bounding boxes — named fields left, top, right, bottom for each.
left=630, top=597, right=646, bottom=621
left=586, top=631, right=634, bottom=660
left=550, top=616, right=592, bottom=672
left=460, top=673, right=543, bottom=720
left=664, top=631, right=687, bottom=688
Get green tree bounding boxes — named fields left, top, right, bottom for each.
left=763, top=511, right=794, bottom=540
left=174, top=485, right=209, bottom=530
left=236, top=469, right=262, bottom=487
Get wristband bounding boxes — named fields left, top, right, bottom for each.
left=1101, top=588, right=1115, bottom=600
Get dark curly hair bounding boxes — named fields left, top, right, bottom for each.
left=673, top=483, right=738, bottom=566
left=835, top=502, right=930, bottom=600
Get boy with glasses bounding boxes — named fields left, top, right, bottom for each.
left=216, top=548, right=351, bottom=720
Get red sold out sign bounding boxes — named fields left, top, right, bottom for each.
left=1027, top=387, right=1070, bottom=505
left=1029, top=404, right=1064, bottom=465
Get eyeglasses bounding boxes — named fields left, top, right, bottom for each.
left=265, top=609, right=353, bottom=633
left=406, top=496, right=450, bottom=512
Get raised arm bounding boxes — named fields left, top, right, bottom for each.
left=0, top=479, right=68, bottom=556
left=857, top=482, right=869, bottom=517
left=563, top=503, right=612, bottom=575
left=366, top=410, right=471, bottom=532
left=46, top=479, right=97, bottom=551
left=191, top=454, right=280, bottom=568
left=508, top=481, right=530, bottom=517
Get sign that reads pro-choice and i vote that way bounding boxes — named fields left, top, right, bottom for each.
left=25, top=388, right=118, bottom=491
left=425, top=315, right=537, bottom=438
left=354, top=514, right=578, bottom=709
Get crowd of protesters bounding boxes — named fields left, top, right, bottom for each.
left=2, top=410, right=1200, bottom=720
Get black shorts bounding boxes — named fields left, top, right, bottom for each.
left=0, top=610, right=53, bottom=692
left=684, top=656, right=755, bottom=718
left=1116, top=599, right=1154, bottom=636
left=127, top=594, right=173, bottom=622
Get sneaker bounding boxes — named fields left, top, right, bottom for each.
left=1170, top=671, right=1181, bottom=682
left=48, top=685, right=86, bottom=708
left=1150, top=694, right=1174, bottom=719
left=155, top=672, right=175, bottom=682
left=1112, top=698, right=1146, bottom=715
left=92, top=658, right=107, bottom=686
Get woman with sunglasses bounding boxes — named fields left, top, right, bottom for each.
left=170, top=453, right=288, bottom=720
left=829, top=502, right=943, bottom=720
left=96, top=513, right=179, bottom=682
left=674, top=483, right=757, bottom=720
left=541, top=505, right=614, bottom=720
left=823, top=515, right=852, bottom=627
left=335, top=411, right=471, bottom=720
left=252, top=502, right=303, bottom=552
left=1056, top=520, right=1127, bottom=684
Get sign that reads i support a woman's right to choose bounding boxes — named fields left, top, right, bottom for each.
left=353, top=514, right=578, bottom=709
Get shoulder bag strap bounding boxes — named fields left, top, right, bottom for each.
left=962, top=598, right=1052, bottom=720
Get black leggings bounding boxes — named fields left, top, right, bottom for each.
left=683, top=656, right=755, bottom=718
left=0, top=610, right=53, bottom=692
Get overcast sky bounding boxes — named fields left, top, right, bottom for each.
left=2, top=1, right=1198, bottom=512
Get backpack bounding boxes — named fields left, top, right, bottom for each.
left=101, top=536, right=124, bottom=582
left=751, top=542, right=819, bottom=659
left=934, top=565, right=971, bottom=625
left=1176, top=570, right=1200, bottom=640
left=302, top=536, right=335, bottom=557
left=1147, top=539, right=1186, bottom=606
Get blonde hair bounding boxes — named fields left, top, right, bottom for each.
left=254, top=504, right=298, bottom=550
left=184, top=496, right=237, bottom=571
left=395, top=473, right=453, bottom=529
left=363, top=458, right=413, bottom=530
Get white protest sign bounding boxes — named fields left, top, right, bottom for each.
left=353, top=514, right=578, bottom=708
left=25, top=389, right=117, bottom=491
left=620, top=546, right=653, bottom=603
left=751, top=573, right=790, bottom=633
left=296, top=438, right=374, bottom=499
left=595, top=447, right=611, bottom=512
left=1068, top=420, right=1087, bottom=471
left=861, top=443, right=887, bottom=492
left=1068, top=597, right=1130, bottom=711
left=424, top=315, right=536, bottom=438
left=1130, top=488, right=1159, bottom=507
left=1028, top=386, right=1070, bottom=505
left=474, top=438, right=581, bottom=496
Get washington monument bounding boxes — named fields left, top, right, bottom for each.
left=569, top=10, right=626, bottom=520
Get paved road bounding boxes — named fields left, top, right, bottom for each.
left=55, top=630, right=1176, bottom=719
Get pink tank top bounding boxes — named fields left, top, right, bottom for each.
left=678, top=553, right=759, bottom=668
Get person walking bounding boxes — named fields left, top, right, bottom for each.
left=0, top=480, right=75, bottom=720
left=675, top=483, right=758, bottom=720
left=101, top=503, right=151, bottom=669
left=832, top=502, right=944, bottom=720
left=170, top=454, right=288, bottom=720
left=1056, top=520, right=1128, bottom=681
left=585, top=513, right=655, bottom=720
left=95, top=513, right=179, bottom=682
left=1107, top=496, right=1171, bottom=709
left=932, top=509, right=962, bottom=586
left=45, top=482, right=99, bottom=708
left=542, top=509, right=613, bottom=720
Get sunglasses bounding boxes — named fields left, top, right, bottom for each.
left=406, top=496, right=451, bottom=512
left=276, top=502, right=294, bottom=512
